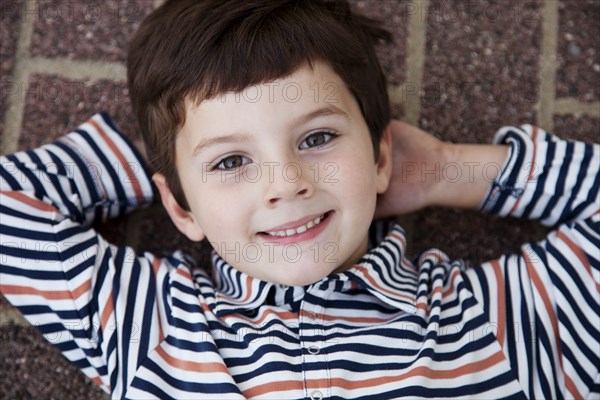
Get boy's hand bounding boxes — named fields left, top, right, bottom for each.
left=375, top=121, right=447, bottom=217
left=375, top=121, right=509, bottom=218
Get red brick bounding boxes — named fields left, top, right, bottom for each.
left=412, top=0, right=543, bottom=265
left=556, top=0, right=600, bottom=102
left=420, top=0, right=541, bottom=143
left=553, top=114, right=600, bottom=143
left=409, top=208, right=539, bottom=266
left=19, top=74, right=138, bottom=150
left=0, top=324, right=108, bottom=399
left=349, top=0, right=411, bottom=85
left=30, top=0, right=153, bottom=62
left=0, top=1, right=22, bottom=136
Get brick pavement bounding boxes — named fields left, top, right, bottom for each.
left=0, top=0, right=599, bottom=398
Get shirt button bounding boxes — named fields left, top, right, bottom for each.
left=307, top=345, right=320, bottom=355
left=310, top=390, right=324, bottom=400
left=307, top=312, right=317, bottom=319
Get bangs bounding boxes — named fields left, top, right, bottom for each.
left=127, top=0, right=392, bottom=210
left=183, top=1, right=366, bottom=105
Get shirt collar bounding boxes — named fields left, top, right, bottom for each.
left=211, top=221, right=417, bottom=316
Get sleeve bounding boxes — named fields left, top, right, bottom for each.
left=462, top=125, right=600, bottom=399
left=0, top=113, right=168, bottom=396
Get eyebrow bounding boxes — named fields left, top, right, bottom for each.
left=192, top=133, right=252, bottom=157
left=191, top=104, right=351, bottom=157
left=292, top=104, right=351, bottom=127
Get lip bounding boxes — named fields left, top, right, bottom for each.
left=258, top=211, right=334, bottom=244
left=261, top=212, right=327, bottom=233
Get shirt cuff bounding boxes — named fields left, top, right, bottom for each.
left=57, top=112, right=154, bottom=218
left=479, top=124, right=539, bottom=216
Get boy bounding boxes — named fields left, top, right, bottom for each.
left=1, top=1, right=598, bottom=399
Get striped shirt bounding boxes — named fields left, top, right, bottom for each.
left=0, top=112, right=598, bottom=399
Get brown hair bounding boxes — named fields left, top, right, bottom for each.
left=127, top=0, right=392, bottom=210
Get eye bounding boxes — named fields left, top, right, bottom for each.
left=299, top=130, right=337, bottom=150
left=212, top=155, right=251, bottom=171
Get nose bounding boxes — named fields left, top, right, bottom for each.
left=264, top=162, right=314, bottom=206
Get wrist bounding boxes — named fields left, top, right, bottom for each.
left=425, top=141, right=459, bottom=208
left=429, top=142, right=509, bottom=209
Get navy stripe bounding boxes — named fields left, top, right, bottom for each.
left=1, top=119, right=598, bottom=398
left=75, top=129, right=128, bottom=216
left=522, top=136, right=555, bottom=220
left=540, top=141, right=573, bottom=221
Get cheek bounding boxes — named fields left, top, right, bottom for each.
left=190, top=183, right=253, bottom=240
left=333, top=156, right=378, bottom=210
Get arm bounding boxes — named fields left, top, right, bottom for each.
left=379, top=121, right=599, bottom=398
left=0, top=113, right=163, bottom=395
left=464, top=125, right=599, bottom=399
left=375, top=120, right=509, bottom=217
left=378, top=120, right=597, bottom=224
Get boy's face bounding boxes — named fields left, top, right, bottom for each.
left=154, top=62, right=392, bottom=286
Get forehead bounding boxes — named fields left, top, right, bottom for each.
left=182, top=62, right=359, bottom=130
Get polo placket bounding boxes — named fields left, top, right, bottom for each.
left=299, top=282, right=331, bottom=400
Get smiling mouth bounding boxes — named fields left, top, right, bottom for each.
left=260, top=211, right=333, bottom=237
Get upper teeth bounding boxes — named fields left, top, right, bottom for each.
left=265, top=214, right=326, bottom=237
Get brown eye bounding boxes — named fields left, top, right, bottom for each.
left=300, top=131, right=336, bottom=149
left=214, top=155, right=249, bottom=170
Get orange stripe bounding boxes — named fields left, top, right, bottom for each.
left=556, top=230, right=599, bottom=292
left=525, top=249, right=583, bottom=396
left=156, top=345, right=229, bottom=374
left=241, top=276, right=253, bottom=303
left=200, top=302, right=213, bottom=316
left=556, top=231, right=596, bottom=400
left=325, top=351, right=505, bottom=390
left=416, top=285, right=443, bottom=315
left=320, top=312, right=390, bottom=324
left=242, top=379, right=304, bottom=398
left=442, top=269, right=461, bottom=299
left=523, top=251, right=564, bottom=371
left=216, top=275, right=256, bottom=306
left=91, top=375, right=105, bottom=388
left=1, top=279, right=91, bottom=300
left=2, top=191, right=56, bottom=212
left=510, top=126, right=537, bottom=213
left=224, top=308, right=297, bottom=325
left=176, top=267, right=192, bottom=280
left=100, top=292, right=114, bottom=331
left=565, top=373, right=584, bottom=400
left=420, top=249, right=444, bottom=263
left=151, top=257, right=161, bottom=277
left=352, top=266, right=414, bottom=302
left=489, top=260, right=506, bottom=349
left=389, top=231, right=406, bottom=247
left=88, top=118, right=144, bottom=202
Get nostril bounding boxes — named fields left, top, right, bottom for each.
left=298, top=188, right=308, bottom=196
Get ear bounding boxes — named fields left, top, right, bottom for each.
left=152, top=173, right=205, bottom=241
left=375, top=124, right=393, bottom=194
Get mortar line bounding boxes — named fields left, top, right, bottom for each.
left=554, top=98, right=600, bottom=118
left=400, top=0, right=429, bottom=127
left=537, top=0, right=559, bottom=131
left=27, top=57, right=127, bottom=81
left=392, top=0, right=429, bottom=243
left=1, top=0, right=36, bottom=154
left=0, top=305, right=29, bottom=326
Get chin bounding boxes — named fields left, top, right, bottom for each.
left=274, top=263, right=339, bottom=287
